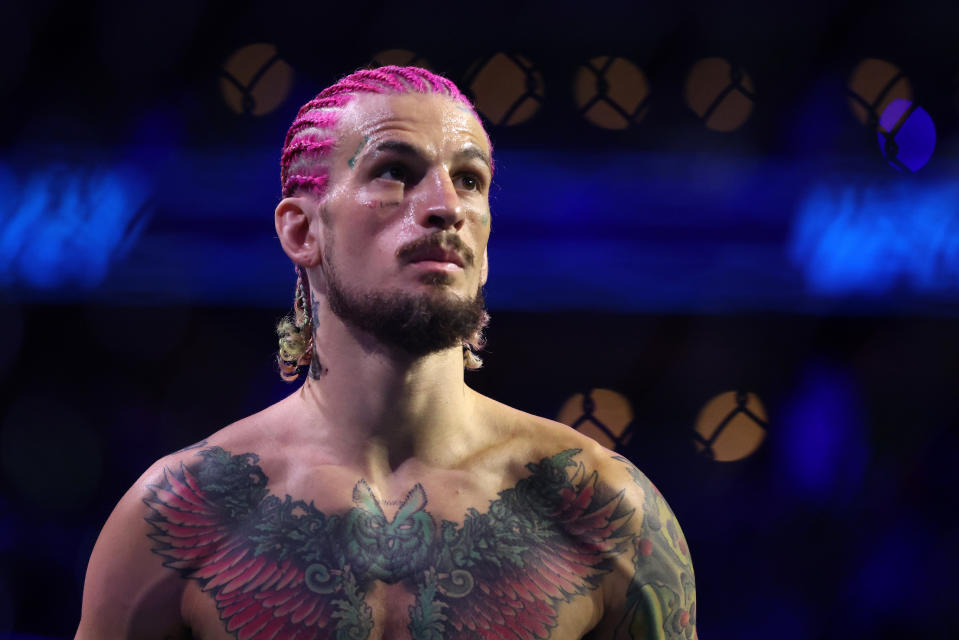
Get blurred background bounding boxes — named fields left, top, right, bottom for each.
left=1, top=0, right=957, bottom=638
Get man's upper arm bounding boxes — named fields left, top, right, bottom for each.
left=599, top=454, right=698, bottom=640
left=76, top=459, right=188, bottom=639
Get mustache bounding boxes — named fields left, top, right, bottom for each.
left=396, top=232, right=475, bottom=267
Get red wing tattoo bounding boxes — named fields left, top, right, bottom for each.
left=145, top=448, right=371, bottom=639
left=144, top=447, right=634, bottom=639
left=423, top=450, right=633, bottom=638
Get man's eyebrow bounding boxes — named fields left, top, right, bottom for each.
left=372, top=140, right=426, bottom=159
left=454, top=147, right=492, bottom=172
left=371, top=140, right=491, bottom=172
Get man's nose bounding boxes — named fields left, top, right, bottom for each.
left=418, top=169, right=464, bottom=231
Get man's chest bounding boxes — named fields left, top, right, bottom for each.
left=147, top=446, right=625, bottom=638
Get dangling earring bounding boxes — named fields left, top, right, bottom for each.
left=294, top=266, right=315, bottom=365
left=295, top=269, right=311, bottom=331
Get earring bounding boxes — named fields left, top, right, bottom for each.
left=294, top=269, right=312, bottom=331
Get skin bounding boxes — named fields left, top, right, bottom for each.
left=276, top=92, right=494, bottom=473
left=75, top=92, right=696, bottom=639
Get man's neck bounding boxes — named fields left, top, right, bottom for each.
left=294, top=307, right=479, bottom=475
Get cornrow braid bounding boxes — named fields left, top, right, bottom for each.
left=276, top=66, right=492, bottom=381
left=279, top=65, right=490, bottom=200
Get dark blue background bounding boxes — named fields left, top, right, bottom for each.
left=0, top=0, right=957, bottom=638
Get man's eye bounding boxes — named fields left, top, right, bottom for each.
left=379, top=165, right=407, bottom=182
left=458, top=174, right=480, bottom=191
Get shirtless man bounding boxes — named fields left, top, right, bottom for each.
left=76, top=66, right=697, bottom=639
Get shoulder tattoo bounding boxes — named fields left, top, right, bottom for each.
left=611, top=455, right=697, bottom=639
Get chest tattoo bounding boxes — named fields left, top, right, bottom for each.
left=144, top=447, right=633, bottom=639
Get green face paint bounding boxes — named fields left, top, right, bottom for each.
left=348, top=135, right=369, bottom=169
left=480, top=211, right=490, bottom=226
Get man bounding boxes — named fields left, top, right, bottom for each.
left=77, top=66, right=697, bottom=639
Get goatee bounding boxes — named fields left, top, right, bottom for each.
left=323, top=248, right=487, bottom=358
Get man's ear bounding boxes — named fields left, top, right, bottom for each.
left=480, top=247, right=489, bottom=285
left=275, top=197, right=323, bottom=267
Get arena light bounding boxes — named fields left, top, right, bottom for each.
left=556, top=388, right=634, bottom=451
left=220, top=43, right=294, bottom=117
left=846, top=58, right=912, bottom=127
left=693, top=391, right=767, bottom=462
left=0, top=165, right=152, bottom=291
left=876, top=98, right=936, bottom=172
left=465, top=53, right=545, bottom=126
left=774, top=364, right=868, bottom=500
left=573, top=56, right=651, bottom=130
left=790, top=181, right=959, bottom=295
left=684, top=57, right=756, bottom=132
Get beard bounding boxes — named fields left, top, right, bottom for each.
left=321, top=238, right=487, bottom=358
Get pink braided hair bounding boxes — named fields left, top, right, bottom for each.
left=280, top=65, right=491, bottom=199
left=276, top=66, right=493, bottom=381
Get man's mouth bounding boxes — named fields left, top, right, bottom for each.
left=397, top=233, right=473, bottom=269
left=406, top=246, right=465, bottom=268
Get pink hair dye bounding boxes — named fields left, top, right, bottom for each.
left=280, top=65, right=491, bottom=200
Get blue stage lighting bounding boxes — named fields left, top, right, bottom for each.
left=790, top=181, right=959, bottom=296
left=876, top=99, right=936, bottom=172
left=776, top=363, right=868, bottom=501
left=0, top=165, right=152, bottom=292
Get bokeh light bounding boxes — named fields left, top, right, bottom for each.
left=220, top=43, right=294, bottom=116
left=876, top=98, right=936, bottom=172
left=573, top=56, right=650, bottom=130
left=371, top=48, right=431, bottom=70
left=693, top=391, right=767, bottom=461
left=556, top=388, right=634, bottom=451
left=467, top=53, right=545, bottom=126
left=0, top=165, right=152, bottom=291
left=846, top=58, right=912, bottom=126
left=774, top=363, right=868, bottom=501
left=684, top=57, right=755, bottom=132
left=790, top=181, right=959, bottom=295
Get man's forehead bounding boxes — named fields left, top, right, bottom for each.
left=341, top=92, right=490, bottom=154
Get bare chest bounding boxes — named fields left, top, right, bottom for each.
left=147, top=446, right=622, bottom=639
left=184, top=577, right=598, bottom=640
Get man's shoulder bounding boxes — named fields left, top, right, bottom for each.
left=77, top=439, right=217, bottom=636
left=470, top=396, right=700, bottom=638
left=473, top=392, right=624, bottom=474
left=162, top=391, right=301, bottom=463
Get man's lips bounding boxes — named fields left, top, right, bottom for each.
left=406, top=246, right=465, bottom=268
